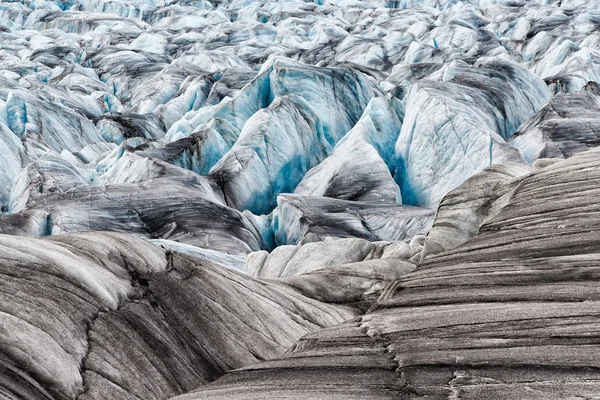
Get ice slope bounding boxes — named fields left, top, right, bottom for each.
left=181, top=147, right=600, bottom=400
left=0, top=232, right=365, bottom=400
left=0, top=122, right=26, bottom=206
left=293, top=138, right=401, bottom=204
left=95, top=113, right=166, bottom=143
left=271, top=194, right=434, bottom=246
left=421, top=162, right=534, bottom=260
left=0, top=78, right=104, bottom=151
left=137, top=128, right=229, bottom=176
left=247, top=237, right=417, bottom=279
left=208, top=59, right=376, bottom=214
left=1, top=152, right=262, bottom=254
left=395, top=58, right=550, bottom=207
left=293, top=96, right=404, bottom=204
left=0, top=0, right=600, bottom=398
left=209, top=95, right=327, bottom=214
left=8, top=151, right=91, bottom=213
left=511, top=87, right=600, bottom=161
left=1, top=0, right=594, bottom=221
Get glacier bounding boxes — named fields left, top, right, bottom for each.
left=0, top=0, right=599, bottom=398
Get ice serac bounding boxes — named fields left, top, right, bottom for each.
left=93, top=153, right=222, bottom=204
left=130, top=64, right=211, bottom=120
left=511, top=88, right=600, bottom=162
left=154, top=74, right=213, bottom=129
left=209, top=95, right=327, bottom=214
left=208, top=58, right=376, bottom=214
left=0, top=79, right=104, bottom=153
left=0, top=153, right=263, bottom=255
left=265, top=57, right=376, bottom=145
left=88, top=49, right=167, bottom=107
left=346, top=96, right=405, bottom=171
left=246, top=237, right=418, bottom=311
left=136, top=128, right=229, bottom=176
left=294, top=96, right=403, bottom=204
left=180, top=148, right=600, bottom=400
left=395, top=58, right=551, bottom=208
left=272, top=194, right=434, bottom=246
left=386, top=63, right=443, bottom=99
left=39, top=189, right=259, bottom=254
left=294, top=139, right=401, bottom=204
left=95, top=113, right=166, bottom=144
left=8, top=151, right=91, bottom=213
left=0, top=121, right=25, bottom=207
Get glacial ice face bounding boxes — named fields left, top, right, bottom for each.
left=9, top=151, right=91, bottom=213
left=17, top=184, right=262, bottom=254
left=137, top=128, right=230, bottom=176
left=511, top=89, right=600, bottom=161
left=264, top=57, right=377, bottom=145
left=202, top=59, right=377, bottom=214
left=3, top=0, right=595, bottom=222
left=95, top=113, right=166, bottom=144
left=0, top=0, right=589, bottom=250
left=4, top=0, right=600, bottom=398
left=0, top=122, right=26, bottom=206
left=293, top=95, right=404, bottom=204
left=0, top=0, right=592, bottom=248
left=0, top=79, right=104, bottom=152
left=2, top=151, right=263, bottom=254
left=294, top=138, right=401, bottom=204
left=209, top=95, right=328, bottom=214
left=271, top=194, right=434, bottom=246
left=208, top=57, right=378, bottom=214
left=395, top=59, right=551, bottom=207
left=337, top=96, right=404, bottom=172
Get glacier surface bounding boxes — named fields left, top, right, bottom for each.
left=0, top=0, right=600, bottom=398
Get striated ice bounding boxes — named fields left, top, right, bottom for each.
left=294, top=136, right=401, bottom=204
left=272, top=194, right=434, bottom=246
left=207, top=59, right=377, bottom=214
left=2, top=0, right=600, bottom=397
left=151, top=238, right=247, bottom=271
left=0, top=122, right=26, bottom=206
left=511, top=89, right=600, bottom=161
left=395, top=58, right=551, bottom=207
left=209, top=95, right=325, bottom=214
left=138, top=128, right=230, bottom=176
left=9, top=151, right=91, bottom=213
